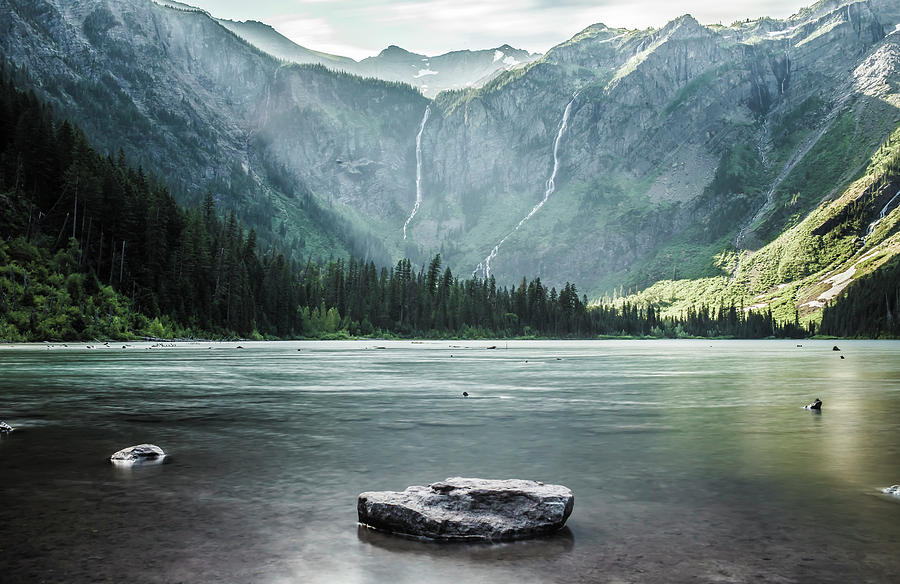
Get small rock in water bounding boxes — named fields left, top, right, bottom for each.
left=358, top=477, right=574, bottom=541
left=0, top=420, right=13, bottom=435
left=110, top=444, right=166, bottom=466
left=462, top=391, right=469, bottom=397
left=883, top=485, right=900, bottom=497
left=832, top=345, right=841, bottom=351
left=804, top=398, right=823, bottom=411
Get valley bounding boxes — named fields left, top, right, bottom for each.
left=1, top=0, right=899, bottom=336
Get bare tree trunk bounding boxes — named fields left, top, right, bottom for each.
left=82, top=217, right=92, bottom=266
left=119, top=241, right=126, bottom=284
left=72, top=183, right=78, bottom=240
left=55, top=213, right=70, bottom=246
left=109, top=240, right=115, bottom=286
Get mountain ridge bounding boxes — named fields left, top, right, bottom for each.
left=2, top=0, right=899, bottom=329
left=215, top=17, right=540, bottom=98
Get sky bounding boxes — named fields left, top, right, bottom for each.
left=187, top=0, right=817, bottom=60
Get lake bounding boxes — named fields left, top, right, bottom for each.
left=1, top=339, right=899, bottom=583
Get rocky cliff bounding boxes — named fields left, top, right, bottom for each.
left=2, top=0, right=899, bottom=313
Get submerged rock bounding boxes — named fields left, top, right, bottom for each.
left=0, top=420, right=13, bottom=435
left=883, top=485, right=900, bottom=497
left=804, top=398, right=823, bottom=410
left=358, top=477, right=574, bottom=541
left=110, top=444, right=166, bottom=465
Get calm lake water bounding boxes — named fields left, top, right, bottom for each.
left=1, top=339, right=899, bottom=583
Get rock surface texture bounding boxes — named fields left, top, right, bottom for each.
left=883, top=485, right=900, bottom=497
left=109, top=444, right=166, bottom=465
left=358, top=477, right=574, bottom=541
left=0, top=420, right=13, bottom=435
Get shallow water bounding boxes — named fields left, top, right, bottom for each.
left=1, top=339, right=899, bottom=583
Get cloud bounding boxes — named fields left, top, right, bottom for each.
left=269, top=13, right=374, bottom=58
left=195, top=0, right=814, bottom=59
left=343, top=0, right=811, bottom=55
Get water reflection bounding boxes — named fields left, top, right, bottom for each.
left=357, top=523, right=575, bottom=557
left=1, top=340, right=899, bottom=583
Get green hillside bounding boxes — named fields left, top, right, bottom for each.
left=615, top=123, right=900, bottom=337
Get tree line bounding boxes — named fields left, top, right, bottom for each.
left=0, top=64, right=815, bottom=340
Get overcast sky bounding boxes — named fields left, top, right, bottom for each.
left=187, top=0, right=815, bottom=60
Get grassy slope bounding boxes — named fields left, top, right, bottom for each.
left=613, top=122, right=900, bottom=327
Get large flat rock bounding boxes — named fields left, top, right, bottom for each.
left=358, top=477, right=574, bottom=541
left=109, top=444, right=166, bottom=466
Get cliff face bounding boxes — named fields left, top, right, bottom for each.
left=415, top=2, right=899, bottom=291
left=0, top=0, right=428, bottom=261
left=3, top=0, right=899, bottom=297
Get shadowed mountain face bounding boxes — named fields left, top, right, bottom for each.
left=2, top=0, right=900, bottom=304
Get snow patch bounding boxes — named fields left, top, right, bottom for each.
left=414, top=69, right=439, bottom=78
left=743, top=302, right=769, bottom=312
left=502, top=55, right=519, bottom=67
left=766, top=24, right=801, bottom=37
left=493, top=50, right=504, bottom=63
left=597, top=33, right=627, bottom=44
left=815, top=250, right=881, bottom=304
left=894, top=23, right=900, bottom=34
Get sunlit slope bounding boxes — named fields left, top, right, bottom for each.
left=417, top=2, right=900, bottom=290
left=4, top=0, right=900, bottom=296
left=616, top=122, right=900, bottom=330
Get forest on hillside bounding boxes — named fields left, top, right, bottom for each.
left=0, top=62, right=888, bottom=341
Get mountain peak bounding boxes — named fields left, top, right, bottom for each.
left=379, top=45, right=416, bottom=58
left=658, top=13, right=709, bottom=39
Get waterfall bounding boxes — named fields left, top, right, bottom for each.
left=403, top=106, right=431, bottom=240
left=475, top=93, right=577, bottom=278
left=865, top=189, right=900, bottom=241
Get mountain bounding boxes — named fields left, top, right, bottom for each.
left=418, top=2, right=900, bottom=298
left=354, top=44, right=540, bottom=98
left=2, top=0, right=899, bottom=330
left=620, top=120, right=900, bottom=332
left=216, top=17, right=540, bottom=98
left=0, top=0, right=431, bottom=265
left=215, top=18, right=358, bottom=71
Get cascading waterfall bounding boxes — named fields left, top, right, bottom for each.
left=263, top=64, right=286, bottom=128
left=403, top=105, right=431, bottom=240
left=865, top=189, right=900, bottom=241
left=474, top=93, right=578, bottom=278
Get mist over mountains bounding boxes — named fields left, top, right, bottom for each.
left=2, top=0, right=899, bottom=326
left=216, top=18, right=540, bottom=99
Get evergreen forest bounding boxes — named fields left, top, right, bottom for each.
left=0, top=65, right=890, bottom=341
